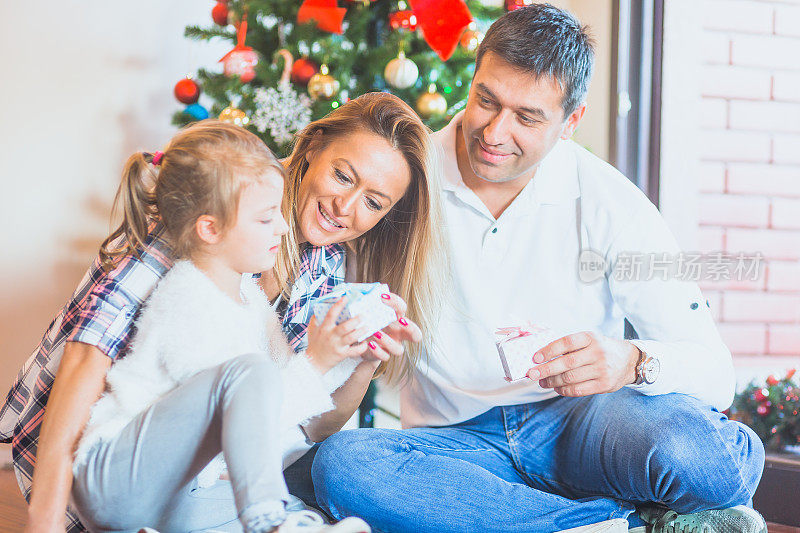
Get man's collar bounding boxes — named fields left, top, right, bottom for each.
left=432, top=111, right=465, bottom=193
left=433, top=111, right=580, bottom=206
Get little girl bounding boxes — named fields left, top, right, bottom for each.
left=65, top=121, right=369, bottom=532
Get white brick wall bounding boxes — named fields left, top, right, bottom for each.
left=698, top=0, right=800, bottom=360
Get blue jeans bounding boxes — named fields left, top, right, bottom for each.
left=312, top=389, right=765, bottom=533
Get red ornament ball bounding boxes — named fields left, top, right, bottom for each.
left=766, top=375, right=779, bottom=387
left=212, top=2, right=229, bottom=26
left=174, top=78, right=200, bottom=104
left=506, top=0, right=533, bottom=11
left=757, top=404, right=771, bottom=416
left=291, top=58, right=319, bottom=86
left=754, top=388, right=768, bottom=402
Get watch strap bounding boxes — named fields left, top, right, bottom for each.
left=633, top=345, right=646, bottom=385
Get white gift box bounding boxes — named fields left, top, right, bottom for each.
left=311, top=283, right=397, bottom=342
left=495, top=324, right=560, bottom=382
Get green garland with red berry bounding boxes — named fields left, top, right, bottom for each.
left=728, top=369, right=800, bottom=451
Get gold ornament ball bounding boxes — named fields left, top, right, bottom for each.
left=460, top=30, right=484, bottom=53
left=384, top=52, right=419, bottom=89
left=219, top=105, right=249, bottom=127
left=416, top=90, right=447, bottom=119
left=308, top=65, right=340, bottom=100
left=228, top=6, right=242, bottom=27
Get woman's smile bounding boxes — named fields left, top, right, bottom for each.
left=317, top=202, right=346, bottom=231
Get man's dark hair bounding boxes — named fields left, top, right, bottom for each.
left=475, top=3, right=595, bottom=117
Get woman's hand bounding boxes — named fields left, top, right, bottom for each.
left=24, top=514, right=65, bottom=533
left=306, top=297, right=368, bottom=373
left=361, top=292, right=422, bottom=363
left=25, top=342, right=110, bottom=533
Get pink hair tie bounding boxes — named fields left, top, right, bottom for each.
left=152, top=151, right=164, bottom=166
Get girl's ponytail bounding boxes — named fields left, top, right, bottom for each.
left=99, top=152, right=158, bottom=271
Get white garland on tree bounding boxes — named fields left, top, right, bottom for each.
left=252, top=82, right=312, bottom=146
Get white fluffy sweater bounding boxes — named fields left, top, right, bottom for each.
left=74, top=261, right=356, bottom=473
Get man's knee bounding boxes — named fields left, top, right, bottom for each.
left=314, top=429, right=381, bottom=479
left=642, top=397, right=765, bottom=510
left=710, top=421, right=765, bottom=505
left=312, top=429, right=399, bottom=506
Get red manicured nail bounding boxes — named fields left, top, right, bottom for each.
left=381, top=293, right=391, bottom=300
left=374, top=331, right=382, bottom=339
left=399, top=317, right=408, bottom=326
left=368, top=341, right=377, bottom=350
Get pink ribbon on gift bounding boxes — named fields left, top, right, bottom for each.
left=495, top=326, right=533, bottom=340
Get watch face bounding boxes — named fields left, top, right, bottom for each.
left=643, top=358, right=660, bottom=384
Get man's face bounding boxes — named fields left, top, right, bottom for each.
left=460, top=51, right=584, bottom=185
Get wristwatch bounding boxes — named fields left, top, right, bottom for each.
left=633, top=346, right=660, bottom=385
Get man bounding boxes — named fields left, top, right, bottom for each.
left=312, top=5, right=766, bottom=533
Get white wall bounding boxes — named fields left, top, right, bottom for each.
left=543, top=0, right=613, bottom=161
left=0, top=2, right=229, bottom=395
left=659, top=0, right=702, bottom=251
left=567, top=0, right=612, bottom=162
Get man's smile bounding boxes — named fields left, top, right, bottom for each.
left=476, top=138, right=514, bottom=165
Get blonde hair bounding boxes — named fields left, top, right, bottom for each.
left=100, top=119, right=284, bottom=269
left=277, top=92, right=451, bottom=383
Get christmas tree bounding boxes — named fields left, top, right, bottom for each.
left=172, top=0, right=507, bottom=155
left=729, top=369, right=800, bottom=451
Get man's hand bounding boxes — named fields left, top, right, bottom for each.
left=526, top=332, right=639, bottom=396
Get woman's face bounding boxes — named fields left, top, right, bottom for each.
left=297, top=129, right=412, bottom=247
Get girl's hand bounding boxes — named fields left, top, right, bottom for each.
left=362, top=292, right=422, bottom=363
left=306, top=297, right=368, bottom=373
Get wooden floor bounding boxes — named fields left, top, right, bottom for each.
left=0, top=466, right=26, bottom=532
left=0, top=466, right=797, bottom=532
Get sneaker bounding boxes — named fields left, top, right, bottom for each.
left=556, top=518, right=630, bottom=532
left=277, top=510, right=371, bottom=533
left=637, top=505, right=767, bottom=533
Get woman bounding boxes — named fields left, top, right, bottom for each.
left=3, top=92, right=448, bottom=532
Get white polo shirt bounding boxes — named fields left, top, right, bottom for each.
left=399, top=112, right=735, bottom=429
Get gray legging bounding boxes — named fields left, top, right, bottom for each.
left=71, top=353, right=289, bottom=533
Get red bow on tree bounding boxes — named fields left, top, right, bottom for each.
left=410, top=0, right=473, bottom=61
left=298, top=0, right=347, bottom=34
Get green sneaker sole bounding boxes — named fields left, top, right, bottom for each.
left=638, top=505, right=767, bottom=533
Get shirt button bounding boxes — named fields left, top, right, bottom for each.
left=491, top=228, right=498, bottom=234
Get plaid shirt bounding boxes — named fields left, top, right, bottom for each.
left=0, top=225, right=344, bottom=532
left=282, top=244, right=347, bottom=351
